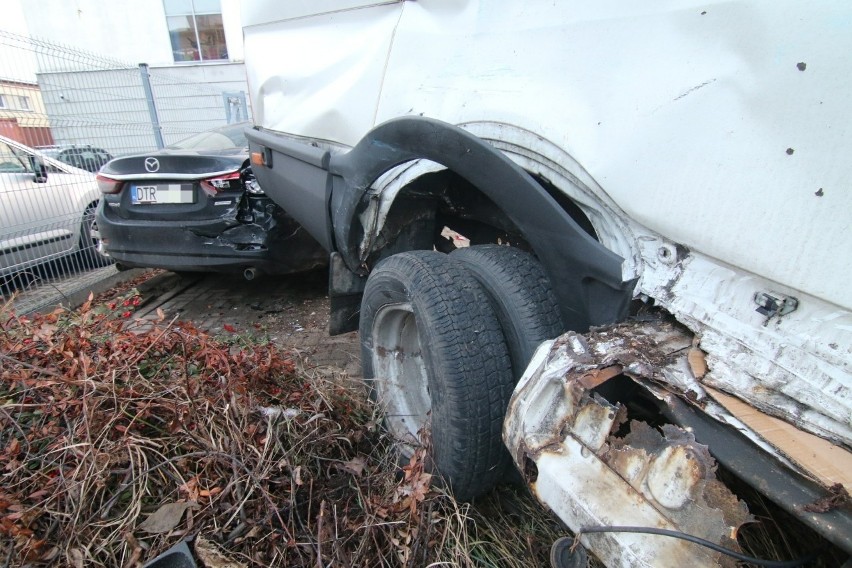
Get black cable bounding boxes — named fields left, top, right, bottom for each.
left=578, top=525, right=819, bottom=567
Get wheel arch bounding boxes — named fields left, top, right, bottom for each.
left=75, top=198, right=102, bottom=247
left=329, top=116, right=636, bottom=330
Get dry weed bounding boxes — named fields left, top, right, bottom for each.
left=0, top=292, right=563, bottom=567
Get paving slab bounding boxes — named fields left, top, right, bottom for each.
left=134, top=269, right=362, bottom=379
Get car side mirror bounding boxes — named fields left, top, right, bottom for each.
left=29, top=156, right=48, bottom=183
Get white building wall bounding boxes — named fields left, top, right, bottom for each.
left=21, top=0, right=175, bottom=68
left=10, top=0, right=250, bottom=154
left=221, top=0, right=246, bottom=62
left=0, top=1, right=37, bottom=82
left=20, top=0, right=245, bottom=66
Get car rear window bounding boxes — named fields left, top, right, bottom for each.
left=169, top=123, right=248, bottom=150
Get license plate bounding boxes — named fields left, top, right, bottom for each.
left=131, top=184, right=194, bottom=204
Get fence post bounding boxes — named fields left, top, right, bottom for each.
left=138, top=63, right=164, bottom=149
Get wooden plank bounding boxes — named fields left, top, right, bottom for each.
left=705, top=386, right=852, bottom=489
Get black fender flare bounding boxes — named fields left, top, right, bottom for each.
left=329, top=116, right=634, bottom=330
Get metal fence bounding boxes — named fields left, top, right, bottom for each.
left=0, top=30, right=251, bottom=313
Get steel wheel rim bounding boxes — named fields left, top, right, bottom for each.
left=371, top=302, right=431, bottom=446
left=84, top=210, right=106, bottom=257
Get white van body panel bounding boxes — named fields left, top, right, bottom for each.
left=244, top=0, right=850, bottom=310
left=242, top=1, right=851, bottom=445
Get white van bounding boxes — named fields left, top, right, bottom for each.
left=242, top=2, right=851, bottom=565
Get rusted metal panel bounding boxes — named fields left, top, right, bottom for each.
left=503, top=320, right=852, bottom=566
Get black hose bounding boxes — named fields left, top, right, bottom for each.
left=578, top=525, right=819, bottom=567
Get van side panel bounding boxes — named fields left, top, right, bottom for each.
left=243, top=0, right=852, bottom=310
left=242, top=2, right=404, bottom=147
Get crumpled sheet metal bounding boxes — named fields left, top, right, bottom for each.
left=504, top=321, right=751, bottom=568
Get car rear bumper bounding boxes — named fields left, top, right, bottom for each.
left=97, top=202, right=327, bottom=274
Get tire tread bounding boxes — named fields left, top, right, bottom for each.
left=360, top=250, right=514, bottom=500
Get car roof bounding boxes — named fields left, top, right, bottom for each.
left=0, top=134, right=91, bottom=175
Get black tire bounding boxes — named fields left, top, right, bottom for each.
left=79, top=203, right=111, bottom=268
left=450, top=245, right=564, bottom=379
left=360, top=250, right=514, bottom=501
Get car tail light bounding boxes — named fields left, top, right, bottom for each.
left=200, top=171, right=241, bottom=196
left=96, top=174, right=124, bottom=194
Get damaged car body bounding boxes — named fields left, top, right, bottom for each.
left=96, top=123, right=326, bottom=277
left=241, top=1, right=852, bottom=565
left=505, top=320, right=851, bottom=566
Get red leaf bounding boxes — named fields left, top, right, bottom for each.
left=223, top=324, right=236, bottom=333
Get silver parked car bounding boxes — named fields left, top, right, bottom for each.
left=38, top=144, right=114, bottom=173
left=0, top=134, right=110, bottom=283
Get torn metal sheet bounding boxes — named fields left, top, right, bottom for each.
left=505, top=322, right=763, bottom=568
left=636, top=237, right=852, bottom=451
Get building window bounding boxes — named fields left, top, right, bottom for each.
left=164, top=0, right=228, bottom=63
left=18, top=96, right=31, bottom=111
left=0, top=94, right=6, bottom=109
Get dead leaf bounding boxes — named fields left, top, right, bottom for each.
left=195, top=535, right=247, bottom=568
left=156, top=307, right=166, bottom=321
left=137, top=501, right=198, bottom=534
left=179, top=476, right=200, bottom=501
left=80, top=292, right=94, bottom=314
left=27, top=489, right=49, bottom=501
left=39, top=545, right=60, bottom=562
left=340, top=456, right=367, bottom=477
left=67, top=548, right=85, bottom=568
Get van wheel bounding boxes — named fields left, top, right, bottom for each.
left=360, top=251, right=514, bottom=501
left=450, top=245, right=563, bottom=482
left=450, top=245, right=563, bottom=378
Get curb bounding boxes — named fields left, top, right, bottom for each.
left=27, top=268, right=197, bottom=319
left=30, top=268, right=149, bottom=314
left=29, top=267, right=191, bottom=315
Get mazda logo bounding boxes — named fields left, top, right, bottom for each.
left=144, top=157, right=160, bottom=173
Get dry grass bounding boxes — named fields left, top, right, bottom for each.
left=0, top=290, right=565, bottom=567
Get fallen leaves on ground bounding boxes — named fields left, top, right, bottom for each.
left=0, top=292, right=565, bottom=567
left=138, top=502, right=200, bottom=534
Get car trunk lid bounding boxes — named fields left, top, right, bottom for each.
left=99, top=154, right=247, bottom=222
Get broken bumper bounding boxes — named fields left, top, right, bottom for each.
left=97, top=201, right=327, bottom=274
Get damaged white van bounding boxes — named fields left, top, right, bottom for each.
left=242, top=1, right=851, bottom=566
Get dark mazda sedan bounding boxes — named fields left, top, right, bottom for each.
left=96, top=123, right=326, bottom=278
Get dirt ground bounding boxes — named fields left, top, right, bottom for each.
left=130, top=269, right=362, bottom=378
